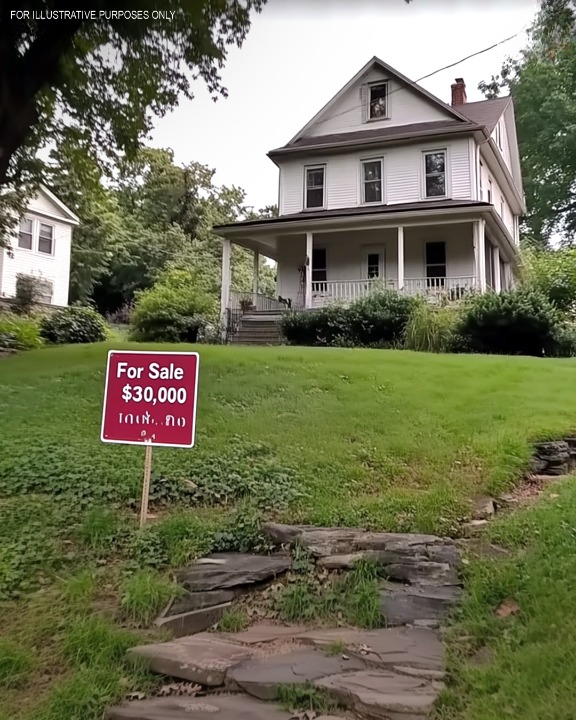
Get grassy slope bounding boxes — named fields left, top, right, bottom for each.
left=1, top=343, right=576, bottom=718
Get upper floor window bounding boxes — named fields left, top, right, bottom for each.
left=38, top=223, right=54, bottom=254
left=18, top=218, right=33, bottom=249
left=361, top=158, right=383, bottom=204
left=500, top=197, right=504, bottom=218
left=368, top=83, right=388, bottom=120
left=305, top=166, right=325, bottom=209
left=488, top=178, right=493, bottom=204
left=423, top=151, right=447, bottom=198
left=479, top=160, right=484, bottom=201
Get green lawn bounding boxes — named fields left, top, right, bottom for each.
left=1, top=342, right=576, bottom=719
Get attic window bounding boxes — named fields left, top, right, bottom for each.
left=305, top=166, right=325, bottom=209
left=368, top=83, right=388, bottom=120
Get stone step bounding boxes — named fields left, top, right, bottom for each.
left=316, top=669, right=443, bottom=719
left=106, top=694, right=294, bottom=720
left=175, top=552, right=291, bottom=592
left=127, top=634, right=256, bottom=686
left=379, top=583, right=463, bottom=627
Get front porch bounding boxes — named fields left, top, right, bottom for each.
left=216, top=205, right=518, bottom=338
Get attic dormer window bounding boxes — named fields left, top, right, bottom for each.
left=368, top=83, right=388, bottom=120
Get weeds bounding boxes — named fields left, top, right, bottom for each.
left=277, top=683, right=339, bottom=714
left=120, top=569, right=181, bottom=625
left=0, top=640, right=34, bottom=688
left=217, top=608, right=250, bottom=633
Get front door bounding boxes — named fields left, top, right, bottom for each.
left=363, top=248, right=386, bottom=287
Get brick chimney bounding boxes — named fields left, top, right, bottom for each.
left=451, top=78, right=467, bottom=106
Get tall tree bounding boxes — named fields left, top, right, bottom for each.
left=478, top=0, right=576, bottom=247
left=0, top=0, right=265, bottom=247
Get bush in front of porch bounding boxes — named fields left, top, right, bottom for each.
left=280, top=291, right=417, bottom=348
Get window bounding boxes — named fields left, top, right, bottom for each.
left=312, top=247, right=327, bottom=284
left=479, top=161, right=484, bottom=201
left=18, top=218, right=33, bottom=250
left=367, top=252, right=381, bottom=279
left=423, top=151, right=446, bottom=198
left=425, top=242, right=446, bottom=287
left=361, top=158, right=383, bottom=203
left=487, top=178, right=493, bottom=204
left=500, top=197, right=504, bottom=219
left=305, top=166, right=325, bottom=209
left=368, top=83, right=388, bottom=120
left=38, top=223, right=54, bottom=254
left=38, top=280, right=53, bottom=304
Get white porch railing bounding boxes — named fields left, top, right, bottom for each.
left=307, top=276, right=478, bottom=307
left=311, top=279, right=395, bottom=308
left=403, top=276, right=478, bottom=300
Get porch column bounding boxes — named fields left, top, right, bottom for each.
left=220, top=238, right=231, bottom=341
left=305, top=231, right=313, bottom=309
left=252, top=250, right=259, bottom=303
left=473, top=219, right=487, bottom=292
left=397, top=226, right=404, bottom=291
left=492, top=246, right=501, bottom=292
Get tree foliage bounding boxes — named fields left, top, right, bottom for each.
left=479, top=0, right=576, bottom=246
left=0, top=0, right=266, bottom=248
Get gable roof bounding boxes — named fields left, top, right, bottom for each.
left=37, top=184, right=80, bottom=224
left=456, top=96, right=511, bottom=133
left=285, top=56, right=472, bottom=148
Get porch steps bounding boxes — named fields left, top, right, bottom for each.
left=231, top=312, right=285, bottom=346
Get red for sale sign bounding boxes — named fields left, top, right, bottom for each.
left=100, top=350, right=200, bottom=448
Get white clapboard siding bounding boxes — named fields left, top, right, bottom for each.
left=278, top=138, right=472, bottom=212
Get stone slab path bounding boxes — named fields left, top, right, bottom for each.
left=109, top=526, right=464, bottom=719
left=113, top=623, right=446, bottom=719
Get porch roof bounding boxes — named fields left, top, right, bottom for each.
left=214, top=200, right=491, bottom=231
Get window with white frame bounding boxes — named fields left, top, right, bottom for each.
left=38, top=223, right=54, bottom=254
left=311, top=247, right=327, bottom=287
left=425, top=242, right=446, bottom=287
left=305, top=166, right=325, bottom=209
left=494, top=121, right=503, bottom=150
left=37, top=279, right=54, bottom=304
left=487, top=178, right=493, bottom=204
left=18, top=218, right=33, bottom=249
left=361, top=158, right=383, bottom=203
left=423, top=151, right=447, bottom=198
left=368, top=83, right=388, bottom=120
left=479, top=161, right=484, bottom=201
left=366, top=252, right=381, bottom=279
left=500, top=196, right=504, bottom=218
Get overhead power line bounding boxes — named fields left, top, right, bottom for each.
left=313, top=24, right=529, bottom=128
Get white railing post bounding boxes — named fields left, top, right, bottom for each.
left=476, top=219, right=487, bottom=292
left=493, top=246, right=501, bottom=292
left=305, top=232, right=313, bottom=309
left=220, top=238, right=231, bottom=341
left=397, top=226, right=404, bottom=291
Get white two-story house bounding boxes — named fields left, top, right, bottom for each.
left=0, top=185, right=78, bottom=307
left=215, top=56, right=524, bottom=330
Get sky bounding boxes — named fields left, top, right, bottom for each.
left=151, top=0, right=541, bottom=211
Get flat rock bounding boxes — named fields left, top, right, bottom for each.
left=106, top=694, right=294, bottom=719
left=315, top=669, right=442, bottom=719
left=127, top=634, right=256, bottom=686
left=380, top=584, right=463, bottom=627
left=296, top=627, right=444, bottom=670
left=176, top=553, right=291, bottom=592
left=218, top=622, right=308, bottom=645
left=228, top=649, right=367, bottom=700
left=166, top=590, right=235, bottom=617
left=472, top=498, right=496, bottom=521
left=154, top=603, right=231, bottom=638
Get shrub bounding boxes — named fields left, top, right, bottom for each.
left=404, top=301, right=459, bottom=353
left=13, top=274, right=41, bottom=314
left=0, top=313, right=41, bottom=350
left=280, top=291, right=416, bottom=347
left=520, top=247, right=576, bottom=312
left=130, top=268, right=216, bottom=343
left=454, top=289, right=563, bottom=357
left=39, top=306, right=108, bottom=345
